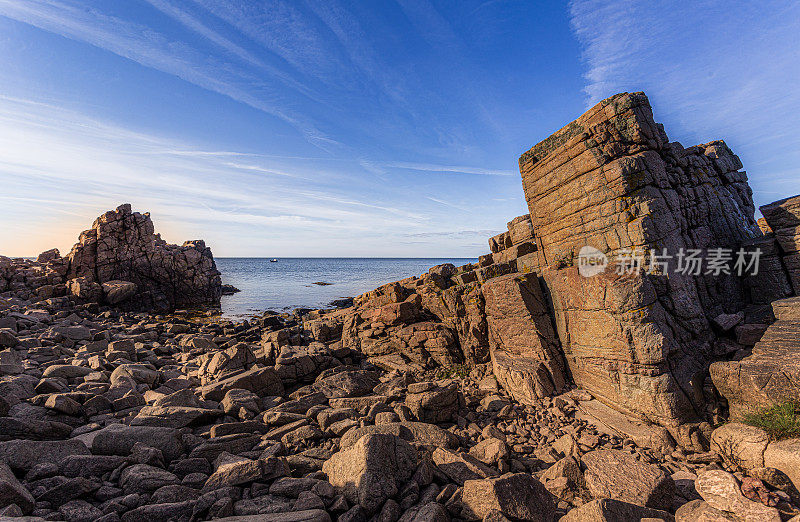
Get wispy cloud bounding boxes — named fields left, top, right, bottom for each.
left=387, top=161, right=515, bottom=176
left=0, top=95, right=438, bottom=255
left=569, top=0, right=800, bottom=208
left=0, top=0, right=333, bottom=148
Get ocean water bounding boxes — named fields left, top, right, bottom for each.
left=216, top=258, right=473, bottom=319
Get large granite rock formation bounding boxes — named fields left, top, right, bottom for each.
left=293, top=93, right=797, bottom=440
left=65, top=204, right=221, bottom=311
left=517, top=92, right=764, bottom=427
left=1, top=204, right=221, bottom=312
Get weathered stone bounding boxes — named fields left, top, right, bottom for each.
left=468, top=438, right=509, bottom=465
left=674, top=499, right=735, bottom=522
left=405, top=385, right=458, bottom=424
left=121, top=500, right=196, bottom=522
left=581, top=449, right=675, bottom=511
left=66, top=204, right=221, bottom=310
left=214, top=510, right=331, bottom=522
left=0, top=439, right=89, bottom=471
left=461, top=473, right=555, bottom=521
left=322, top=433, right=418, bottom=513
left=58, top=499, right=104, bottom=522
left=561, top=498, right=674, bottom=522
left=102, top=280, right=137, bottom=305
left=60, top=455, right=127, bottom=478
left=763, top=438, right=800, bottom=492
left=0, top=463, right=34, bottom=514
left=540, top=456, right=584, bottom=503
left=198, top=367, right=284, bottom=401
left=484, top=273, right=567, bottom=402
left=710, top=423, right=769, bottom=471
left=313, top=370, right=380, bottom=399
left=203, top=454, right=289, bottom=491
left=0, top=349, right=22, bottom=375
left=432, top=448, right=497, bottom=485
left=90, top=424, right=184, bottom=462
left=131, top=404, right=222, bottom=428
left=120, top=464, right=180, bottom=493
left=694, top=470, right=780, bottom=521
left=711, top=298, right=800, bottom=418
left=340, top=422, right=459, bottom=450
left=520, top=92, right=762, bottom=426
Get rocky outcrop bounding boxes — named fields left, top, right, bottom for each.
left=1, top=204, right=221, bottom=312
left=517, top=92, right=767, bottom=427
left=66, top=204, right=221, bottom=310
left=2, top=91, right=800, bottom=521
left=710, top=296, right=800, bottom=418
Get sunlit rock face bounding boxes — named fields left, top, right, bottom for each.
left=518, top=91, right=765, bottom=426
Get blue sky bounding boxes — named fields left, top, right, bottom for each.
left=0, top=1, right=797, bottom=257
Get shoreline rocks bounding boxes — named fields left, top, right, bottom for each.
left=1, top=92, right=799, bottom=521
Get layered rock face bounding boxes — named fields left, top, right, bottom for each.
left=66, top=204, right=221, bottom=311
left=760, top=195, right=800, bottom=294
left=518, top=92, right=764, bottom=426
left=707, top=196, right=800, bottom=418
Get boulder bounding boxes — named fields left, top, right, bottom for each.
left=468, top=438, right=509, bottom=465
left=561, top=498, right=674, bottom=522
left=694, top=470, right=780, bottom=521
left=0, top=349, right=22, bottom=375
left=0, top=439, right=89, bottom=471
left=581, top=449, right=675, bottom=511
left=339, top=422, right=459, bottom=450
left=130, top=405, right=223, bottom=428
left=763, top=438, right=800, bottom=491
left=214, top=511, right=331, bottom=522
left=198, top=367, right=284, bottom=401
left=405, top=384, right=458, bottom=424
left=710, top=423, right=769, bottom=471
left=461, top=473, right=555, bottom=521
left=711, top=297, right=800, bottom=418
left=313, top=370, right=380, bottom=399
left=323, top=433, right=418, bottom=513
left=199, top=343, right=258, bottom=384
left=120, top=464, right=180, bottom=493
left=101, top=280, right=137, bottom=304
left=89, top=424, right=184, bottom=462
left=0, top=462, right=34, bottom=514
left=432, top=447, right=498, bottom=485
left=674, top=499, right=736, bottom=521
left=483, top=273, right=567, bottom=402
left=519, top=92, right=762, bottom=425
left=204, top=454, right=289, bottom=491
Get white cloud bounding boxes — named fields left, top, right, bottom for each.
left=0, top=0, right=332, bottom=147
left=0, top=95, right=440, bottom=255
left=569, top=0, right=800, bottom=207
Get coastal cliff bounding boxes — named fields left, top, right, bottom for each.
left=1, top=93, right=799, bottom=521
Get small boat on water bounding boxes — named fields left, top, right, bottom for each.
left=270, top=259, right=278, bottom=262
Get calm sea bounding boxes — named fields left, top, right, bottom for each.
left=216, top=258, right=473, bottom=319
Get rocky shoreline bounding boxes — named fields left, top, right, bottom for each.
left=1, top=92, right=799, bottom=522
